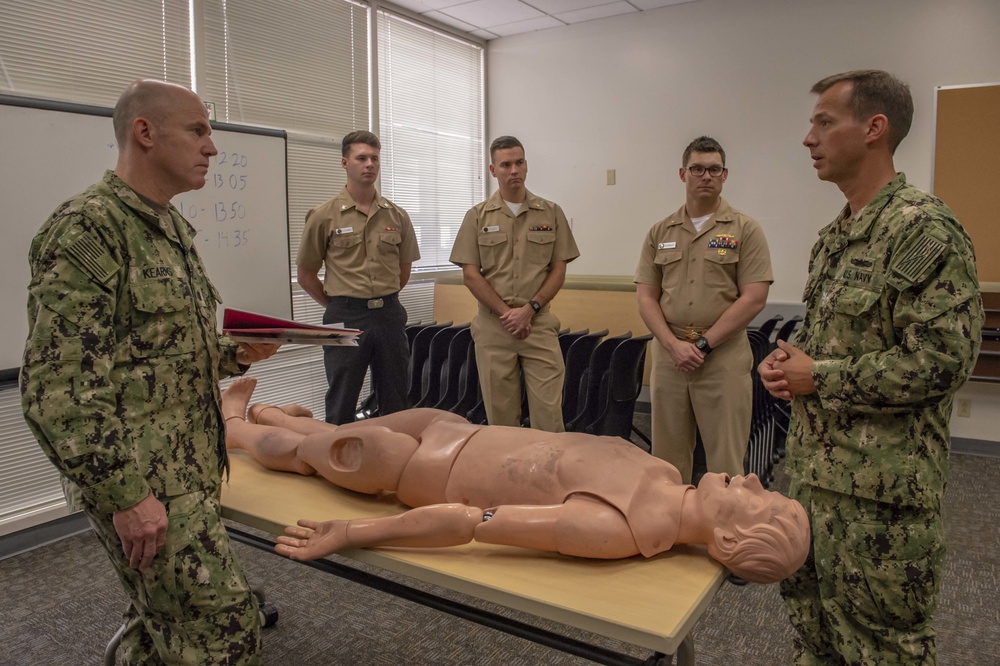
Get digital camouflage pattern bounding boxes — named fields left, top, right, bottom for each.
left=782, top=174, right=982, bottom=665
left=21, top=170, right=244, bottom=513
left=91, top=492, right=261, bottom=665
left=782, top=480, right=943, bottom=665
left=785, top=173, right=983, bottom=510
left=20, top=170, right=260, bottom=663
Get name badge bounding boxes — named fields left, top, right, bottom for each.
left=335, top=226, right=354, bottom=235
left=657, top=242, right=676, bottom=250
left=483, top=225, right=501, bottom=233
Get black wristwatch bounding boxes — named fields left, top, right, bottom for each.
left=694, top=336, right=713, bottom=355
left=528, top=300, right=541, bottom=313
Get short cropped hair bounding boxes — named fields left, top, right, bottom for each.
left=490, top=135, right=524, bottom=163
left=682, top=136, right=726, bottom=168
left=342, top=130, right=381, bottom=157
left=112, top=80, right=172, bottom=146
left=811, top=69, right=914, bottom=153
left=708, top=497, right=810, bottom=584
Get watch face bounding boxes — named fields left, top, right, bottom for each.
left=696, top=338, right=708, bottom=350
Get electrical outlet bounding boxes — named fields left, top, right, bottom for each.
left=956, top=399, right=971, bottom=418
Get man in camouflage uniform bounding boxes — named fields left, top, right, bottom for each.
left=759, top=70, right=983, bottom=664
left=20, top=80, right=277, bottom=664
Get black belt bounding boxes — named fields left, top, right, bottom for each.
left=330, top=293, right=399, bottom=310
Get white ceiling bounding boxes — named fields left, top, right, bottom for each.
left=386, top=0, right=700, bottom=40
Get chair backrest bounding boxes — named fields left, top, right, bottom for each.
left=407, top=321, right=452, bottom=406
left=745, top=328, right=775, bottom=486
left=755, top=315, right=783, bottom=341
left=586, top=334, right=652, bottom=439
left=452, top=336, right=481, bottom=418
left=566, top=331, right=631, bottom=432
left=415, top=323, right=468, bottom=408
left=558, top=328, right=590, bottom=363
left=432, top=326, right=473, bottom=412
left=562, top=329, right=608, bottom=424
left=775, top=316, right=803, bottom=343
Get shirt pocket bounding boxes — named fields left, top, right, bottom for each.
left=331, top=232, right=364, bottom=252
left=831, top=284, right=881, bottom=317
left=654, top=249, right=684, bottom=290
left=703, top=249, right=740, bottom=288
left=379, top=232, right=402, bottom=262
left=477, top=232, right=508, bottom=271
left=526, top=231, right=556, bottom=265
left=129, top=278, right=196, bottom=358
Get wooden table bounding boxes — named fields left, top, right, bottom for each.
left=221, top=451, right=726, bottom=665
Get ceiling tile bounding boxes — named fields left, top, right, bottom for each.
left=387, top=0, right=472, bottom=11
left=470, top=28, right=500, bottom=40
left=424, top=10, right=480, bottom=32
left=526, top=0, right=617, bottom=13
left=440, top=0, right=545, bottom=28
left=488, top=15, right=565, bottom=37
left=629, top=0, right=699, bottom=10
left=556, top=1, right=637, bottom=24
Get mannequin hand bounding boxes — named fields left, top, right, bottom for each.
left=275, top=519, right=349, bottom=560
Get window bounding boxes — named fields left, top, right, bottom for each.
left=377, top=10, right=485, bottom=272
left=0, top=0, right=189, bottom=105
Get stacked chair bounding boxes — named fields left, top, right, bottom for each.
left=355, top=323, right=651, bottom=450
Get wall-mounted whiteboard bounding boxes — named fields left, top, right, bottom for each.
left=0, top=95, right=291, bottom=374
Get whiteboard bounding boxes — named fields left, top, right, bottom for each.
left=0, top=95, right=291, bottom=374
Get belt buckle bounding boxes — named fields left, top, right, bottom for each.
left=367, top=298, right=384, bottom=310
left=684, top=329, right=701, bottom=342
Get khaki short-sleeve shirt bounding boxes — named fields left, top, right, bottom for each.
left=450, top=190, right=580, bottom=305
left=634, top=198, right=772, bottom=328
left=297, top=187, right=420, bottom=298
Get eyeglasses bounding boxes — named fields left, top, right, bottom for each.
left=686, top=165, right=727, bottom=177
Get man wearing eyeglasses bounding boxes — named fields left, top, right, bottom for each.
left=634, top=136, right=772, bottom=484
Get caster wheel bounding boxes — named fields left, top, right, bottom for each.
left=259, top=601, right=279, bottom=628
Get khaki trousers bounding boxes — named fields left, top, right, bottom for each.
left=650, top=332, right=753, bottom=483
left=471, top=308, right=565, bottom=432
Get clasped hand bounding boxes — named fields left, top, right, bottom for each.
left=500, top=305, right=533, bottom=340
left=758, top=340, right=816, bottom=400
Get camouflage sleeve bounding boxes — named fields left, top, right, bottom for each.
left=21, top=215, right=150, bottom=514
left=812, top=220, right=983, bottom=413
left=217, top=336, right=245, bottom=378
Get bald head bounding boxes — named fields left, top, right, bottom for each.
left=112, top=79, right=200, bottom=147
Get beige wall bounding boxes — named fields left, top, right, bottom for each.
left=484, top=0, right=1000, bottom=443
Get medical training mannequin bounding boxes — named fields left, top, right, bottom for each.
left=223, top=378, right=809, bottom=584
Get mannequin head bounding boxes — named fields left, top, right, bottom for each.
left=697, top=474, right=811, bottom=583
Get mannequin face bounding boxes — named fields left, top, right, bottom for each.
left=696, top=473, right=775, bottom=529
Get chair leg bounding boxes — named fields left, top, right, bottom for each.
left=631, top=424, right=652, bottom=451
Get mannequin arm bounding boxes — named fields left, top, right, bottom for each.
left=276, top=495, right=641, bottom=561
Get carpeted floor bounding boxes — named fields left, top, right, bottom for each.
left=1, top=446, right=998, bottom=665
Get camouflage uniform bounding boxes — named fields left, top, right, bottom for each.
left=781, top=174, right=982, bottom=665
left=21, top=171, right=261, bottom=664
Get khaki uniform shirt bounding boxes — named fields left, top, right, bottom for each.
left=786, top=174, right=983, bottom=508
left=297, top=187, right=420, bottom=298
left=450, top=190, right=580, bottom=306
left=21, top=171, right=244, bottom=515
left=634, top=198, right=772, bottom=331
